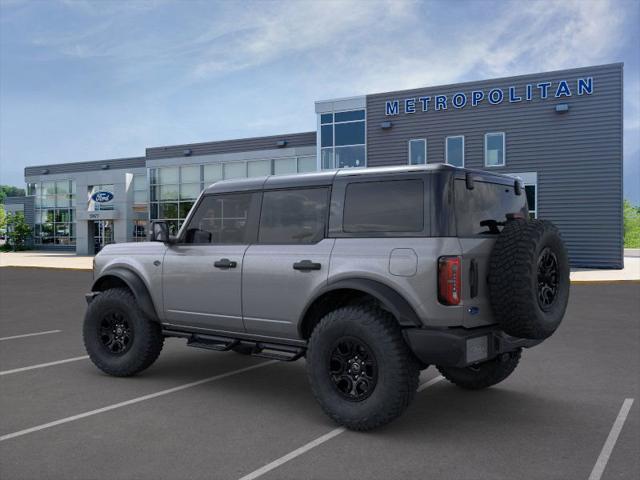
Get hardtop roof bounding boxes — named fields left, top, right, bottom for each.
left=202, top=163, right=516, bottom=194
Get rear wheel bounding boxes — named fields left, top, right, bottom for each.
left=437, top=349, right=521, bottom=390
left=306, top=304, right=420, bottom=431
left=83, top=288, right=164, bottom=377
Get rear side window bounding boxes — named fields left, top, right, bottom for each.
left=343, top=180, right=424, bottom=233
left=259, top=188, right=329, bottom=244
left=183, top=193, right=255, bottom=244
left=455, top=180, right=527, bottom=236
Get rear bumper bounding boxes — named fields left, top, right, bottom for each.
left=403, top=325, right=542, bottom=368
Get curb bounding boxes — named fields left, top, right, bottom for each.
left=0, top=265, right=92, bottom=272
left=570, top=279, right=640, bottom=285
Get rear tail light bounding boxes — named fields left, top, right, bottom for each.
left=438, top=256, right=461, bottom=305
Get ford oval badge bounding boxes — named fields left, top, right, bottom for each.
left=92, top=191, right=114, bottom=203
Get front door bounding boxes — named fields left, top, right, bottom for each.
left=93, top=220, right=114, bottom=254
left=242, top=187, right=332, bottom=339
left=162, top=192, right=260, bottom=333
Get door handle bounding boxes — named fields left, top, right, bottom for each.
left=214, top=258, right=237, bottom=269
left=293, top=260, right=321, bottom=271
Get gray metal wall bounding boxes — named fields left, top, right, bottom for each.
left=146, top=132, right=316, bottom=159
left=366, top=63, right=623, bottom=268
left=24, top=157, right=145, bottom=177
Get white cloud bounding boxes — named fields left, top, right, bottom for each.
left=23, top=0, right=629, bottom=93
left=191, top=0, right=415, bottom=79
left=2, top=0, right=638, bottom=189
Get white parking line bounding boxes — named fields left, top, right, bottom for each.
left=0, top=360, right=276, bottom=442
left=0, top=330, right=62, bottom=341
left=0, top=355, right=89, bottom=376
left=588, top=398, right=635, bottom=480
left=238, top=375, right=445, bottom=480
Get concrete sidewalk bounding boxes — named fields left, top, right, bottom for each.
left=0, top=251, right=93, bottom=270
left=570, top=256, right=640, bottom=283
left=1, top=249, right=639, bottom=283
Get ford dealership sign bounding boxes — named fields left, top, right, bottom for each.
left=91, top=191, right=114, bottom=203
left=385, top=77, right=593, bottom=115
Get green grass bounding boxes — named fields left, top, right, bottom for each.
left=624, top=199, right=640, bottom=248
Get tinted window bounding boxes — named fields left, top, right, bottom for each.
left=184, top=193, right=254, bottom=244
left=335, top=122, right=365, bottom=146
left=455, top=180, right=527, bottom=235
left=446, top=136, right=464, bottom=167
left=343, top=180, right=424, bottom=233
left=320, top=113, right=333, bottom=124
left=335, top=110, right=365, bottom=122
left=321, top=125, right=333, bottom=147
left=335, top=145, right=365, bottom=168
left=409, top=139, right=426, bottom=165
left=525, top=185, right=535, bottom=211
left=259, top=188, right=329, bottom=244
left=485, top=133, right=505, bottom=166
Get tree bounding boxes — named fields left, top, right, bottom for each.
left=623, top=199, right=640, bottom=248
left=6, top=211, right=32, bottom=251
left=0, top=185, right=26, bottom=204
left=0, top=206, right=6, bottom=231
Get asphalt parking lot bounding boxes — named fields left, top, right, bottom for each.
left=0, top=267, right=638, bottom=480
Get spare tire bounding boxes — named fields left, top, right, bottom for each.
left=488, top=219, right=570, bottom=340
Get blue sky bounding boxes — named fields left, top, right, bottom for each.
left=1, top=0, right=639, bottom=202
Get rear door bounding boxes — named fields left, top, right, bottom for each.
left=242, top=187, right=333, bottom=339
left=454, top=178, right=528, bottom=328
left=162, top=192, right=260, bottom=333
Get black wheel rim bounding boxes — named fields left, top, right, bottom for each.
left=99, top=310, right=133, bottom=355
left=328, top=337, right=377, bottom=402
left=537, top=247, right=559, bottom=310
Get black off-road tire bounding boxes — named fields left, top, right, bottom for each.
left=83, top=288, right=164, bottom=377
left=437, top=349, right=522, bottom=390
left=489, top=219, right=570, bottom=340
left=306, top=304, right=420, bottom=431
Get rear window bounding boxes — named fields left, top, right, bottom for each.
left=343, top=180, right=424, bottom=233
left=258, top=188, right=329, bottom=244
left=455, top=180, right=527, bottom=236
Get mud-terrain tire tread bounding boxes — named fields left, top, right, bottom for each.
left=306, top=304, right=420, bottom=431
left=83, top=288, right=164, bottom=377
left=437, top=350, right=522, bottom=390
left=488, top=219, right=569, bottom=340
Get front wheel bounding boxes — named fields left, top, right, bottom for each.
left=436, top=349, right=521, bottom=390
left=83, top=288, right=164, bottom=377
left=306, top=304, right=420, bottom=431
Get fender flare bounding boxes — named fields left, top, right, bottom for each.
left=299, top=278, right=422, bottom=333
left=92, top=267, right=159, bottom=322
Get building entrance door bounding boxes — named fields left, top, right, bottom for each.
left=93, top=220, right=114, bottom=254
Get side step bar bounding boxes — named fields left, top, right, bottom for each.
left=186, top=334, right=239, bottom=352
left=167, top=331, right=306, bottom=362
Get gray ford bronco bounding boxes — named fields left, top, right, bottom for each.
left=84, top=164, right=570, bottom=430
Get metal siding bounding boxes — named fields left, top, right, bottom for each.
left=24, top=157, right=145, bottom=177
left=146, top=131, right=317, bottom=159
left=366, top=64, right=623, bottom=268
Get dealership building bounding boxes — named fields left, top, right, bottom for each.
left=13, top=63, right=623, bottom=268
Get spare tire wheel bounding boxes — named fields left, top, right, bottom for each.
left=488, top=219, right=570, bottom=340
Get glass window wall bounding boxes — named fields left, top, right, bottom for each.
left=320, top=109, right=366, bottom=169
left=33, top=179, right=76, bottom=246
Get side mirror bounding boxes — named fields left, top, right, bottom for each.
left=151, top=221, right=170, bottom=243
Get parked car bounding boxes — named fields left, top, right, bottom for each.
left=84, top=164, right=569, bottom=430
